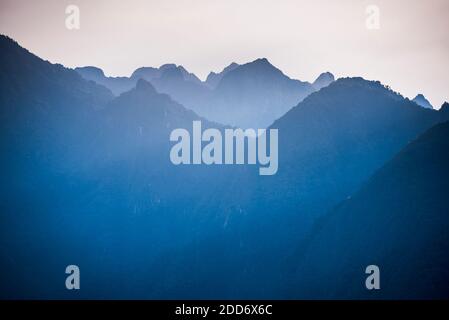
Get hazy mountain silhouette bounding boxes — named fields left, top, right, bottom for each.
left=77, top=63, right=213, bottom=119
left=200, top=58, right=315, bottom=128
left=312, top=71, right=335, bottom=90
left=2, top=34, right=449, bottom=299
left=0, top=35, right=117, bottom=298
left=223, top=78, right=447, bottom=297
left=439, top=101, right=449, bottom=115
left=76, top=58, right=321, bottom=128
left=0, top=36, right=113, bottom=171
left=132, top=63, right=203, bottom=85
left=205, top=62, right=239, bottom=88
left=412, top=93, right=433, bottom=109
left=252, top=78, right=447, bottom=232
left=137, top=77, right=449, bottom=299
left=130, top=66, right=160, bottom=81
left=75, top=66, right=136, bottom=95
left=148, top=64, right=212, bottom=112
left=0, top=35, right=227, bottom=298
left=77, top=63, right=208, bottom=100
left=287, top=121, right=449, bottom=299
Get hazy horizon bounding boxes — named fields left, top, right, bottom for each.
left=1, top=0, right=448, bottom=108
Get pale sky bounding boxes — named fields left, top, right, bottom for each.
left=0, top=0, right=448, bottom=108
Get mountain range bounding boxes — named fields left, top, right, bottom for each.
left=1, top=34, right=448, bottom=299
left=76, top=59, right=333, bottom=128
left=145, top=76, right=449, bottom=298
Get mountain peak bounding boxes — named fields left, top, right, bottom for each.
left=130, top=66, right=159, bottom=80
left=160, top=66, right=184, bottom=80
left=313, top=72, right=335, bottom=90
left=229, top=58, right=282, bottom=78
left=219, top=62, right=239, bottom=73
left=412, top=94, right=433, bottom=109
left=205, top=62, right=240, bottom=88
left=159, top=63, right=177, bottom=70
left=251, top=57, right=272, bottom=66
left=439, top=101, right=449, bottom=114
left=135, top=78, right=157, bottom=94
left=75, top=66, right=105, bottom=78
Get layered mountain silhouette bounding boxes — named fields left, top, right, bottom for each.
left=76, top=58, right=321, bottom=128
left=205, top=62, right=239, bottom=88
left=0, top=36, right=113, bottom=176
left=288, top=121, right=449, bottom=299
left=312, top=71, right=335, bottom=90
left=0, top=35, right=226, bottom=298
left=76, top=63, right=207, bottom=98
left=75, top=66, right=135, bottom=96
left=1, top=34, right=449, bottom=299
left=144, top=64, right=212, bottom=113
left=146, top=77, right=449, bottom=298
left=412, top=93, right=433, bottom=109
left=76, top=63, right=212, bottom=124
left=252, top=77, right=447, bottom=230
left=201, top=58, right=316, bottom=128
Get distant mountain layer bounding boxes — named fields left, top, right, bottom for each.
left=413, top=93, right=433, bottom=109
left=205, top=62, right=239, bottom=88
left=289, top=121, right=449, bottom=299
left=312, top=71, right=335, bottom=90
left=75, top=66, right=135, bottom=96
left=76, top=60, right=329, bottom=128
left=202, top=58, right=316, bottom=127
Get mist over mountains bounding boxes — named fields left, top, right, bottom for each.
left=1, top=34, right=449, bottom=299
left=76, top=58, right=332, bottom=128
